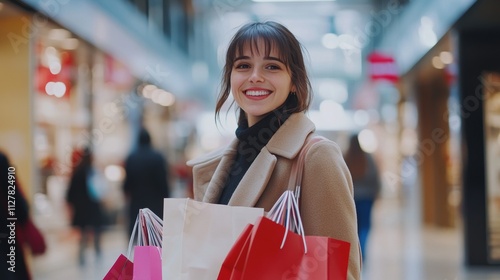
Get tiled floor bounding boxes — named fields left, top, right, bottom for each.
left=361, top=198, right=500, bottom=280
left=30, top=197, right=500, bottom=280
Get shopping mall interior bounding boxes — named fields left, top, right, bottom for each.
left=1, top=0, right=500, bottom=279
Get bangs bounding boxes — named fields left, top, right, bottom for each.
left=228, top=25, right=290, bottom=66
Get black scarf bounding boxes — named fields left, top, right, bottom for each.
left=217, top=95, right=297, bottom=204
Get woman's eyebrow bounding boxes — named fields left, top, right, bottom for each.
left=233, top=55, right=285, bottom=64
left=264, top=56, right=285, bottom=64
left=234, top=56, right=250, bottom=62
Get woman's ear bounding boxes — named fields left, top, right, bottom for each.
left=291, top=84, right=297, bottom=93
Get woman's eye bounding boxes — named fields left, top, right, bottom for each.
left=235, top=63, right=250, bottom=69
left=266, top=65, right=281, bottom=70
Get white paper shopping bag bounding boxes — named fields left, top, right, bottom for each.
left=162, top=198, right=263, bottom=280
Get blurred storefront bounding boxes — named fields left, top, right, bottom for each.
left=372, top=0, right=500, bottom=267
left=32, top=21, right=141, bottom=229
left=394, top=33, right=460, bottom=229
left=0, top=2, right=33, bottom=201
left=1, top=0, right=196, bottom=234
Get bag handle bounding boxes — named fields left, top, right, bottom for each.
left=127, top=208, right=163, bottom=258
left=287, top=135, right=326, bottom=200
left=268, top=190, right=308, bottom=252
left=268, top=135, right=327, bottom=253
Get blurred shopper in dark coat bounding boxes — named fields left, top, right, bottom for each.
left=123, top=128, right=170, bottom=235
left=0, top=151, right=31, bottom=280
left=344, top=134, right=381, bottom=261
left=66, top=148, right=103, bottom=265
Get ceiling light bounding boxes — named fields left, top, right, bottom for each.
left=353, top=110, right=370, bottom=127
left=48, top=59, right=61, bottom=74
left=318, top=79, right=347, bottom=103
left=105, top=165, right=125, bottom=182
left=44, top=46, right=57, bottom=57
left=418, top=16, right=437, bottom=47
left=322, top=33, right=339, bottom=49
left=45, top=81, right=66, bottom=98
left=439, top=51, right=453, bottom=64
left=157, top=91, right=175, bottom=107
left=319, top=100, right=345, bottom=120
left=142, top=84, right=157, bottom=98
left=358, top=129, right=378, bottom=153
left=338, top=34, right=357, bottom=50
left=432, top=56, right=444, bottom=69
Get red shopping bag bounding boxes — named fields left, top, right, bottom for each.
left=218, top=216, right=350, bottom=280
left=24, top=219, right=47, bottom=255
left=219, top=136, right=351, bottom=279
left=102, top=254, right=133, bottom=280
left=133, top=246, right=162, bottom=280
left=218, top=224, right=254, bottom=280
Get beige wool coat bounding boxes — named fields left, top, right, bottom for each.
left=187, top=112, right=361, bottom=279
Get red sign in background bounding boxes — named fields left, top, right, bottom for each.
left=367, top=51, right=399, bottom=84
left=36, top=49, right=74, bottom=99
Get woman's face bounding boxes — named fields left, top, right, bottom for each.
left=230, top=40, right=295, bottom=126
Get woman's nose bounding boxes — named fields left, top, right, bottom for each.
left=249, top=68, right=264, bottom=83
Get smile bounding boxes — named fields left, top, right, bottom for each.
left=244, top=90, right=271, bottom=96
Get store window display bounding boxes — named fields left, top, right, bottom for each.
left=483, top=72, right=500, bottom=263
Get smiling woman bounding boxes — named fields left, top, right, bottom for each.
left=216, top=21, right=312, bottom=126
left=230, top=40, right=294, bottom=126
left=188, top=21, right=361, bottom=279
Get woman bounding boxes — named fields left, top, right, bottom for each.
left=123, top=128, right=170, bottom=236
left=188, top=21, right=361, bottom=279
left=0, top=151, right=32, bottom=280
left=66, top=148, right=104, bottom=266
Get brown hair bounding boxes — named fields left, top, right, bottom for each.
left=215, top=21, right=312, bottom=124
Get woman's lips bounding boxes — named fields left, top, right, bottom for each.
left=245, top=90, right=271, bottom=96
left=244, top=90, right=271, bottom=100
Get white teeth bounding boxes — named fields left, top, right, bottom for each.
left=245, top=90, right=270, bottom=96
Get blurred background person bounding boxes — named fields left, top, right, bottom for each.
left=344, top=133, right=381, bottom=262
left=66, top=147, right=104, bottom=266
left=1, top=150, right=46, bottom=280
left=123, top=127, right=171, bottom=236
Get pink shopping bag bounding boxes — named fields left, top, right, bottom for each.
left=133, top=246, right=162, bottom=280
left=103, top=208, right=162, bottom=280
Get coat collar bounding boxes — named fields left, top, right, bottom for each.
left=202, top=112, right=316, bottom=206
left=265, top=112, right=316, bottom=159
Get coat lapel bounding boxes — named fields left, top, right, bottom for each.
left=228, top=147, right=277, bottom=207
left=202, top=139, right=238, bottom=203
left=226, top=113, right=314, bottom=207
left=199, top=112, right=316, bottom=206
left=266, top=112, right=316, bottom=158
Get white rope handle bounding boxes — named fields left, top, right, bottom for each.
left=127, top=214, right=139, bottom=257
left=268, top=190, right=308, bottom=253
left=126, top=208, right=163, bottom=258
left=268, top=135, right=326, bottom=254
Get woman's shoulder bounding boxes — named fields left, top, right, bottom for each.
left=308, top=135, right=342, bottom=153
left=186, top=146, right=226, bottom=167
left=302, top=135, right=345, bottom=166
